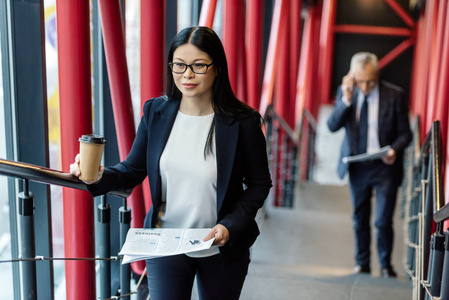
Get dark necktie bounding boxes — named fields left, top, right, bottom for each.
left=357, top=96, right=368, bottom=154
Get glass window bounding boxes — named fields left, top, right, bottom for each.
left=0, top=30, right=14, bottom=300
left=43, top=0, right=66, bottom=297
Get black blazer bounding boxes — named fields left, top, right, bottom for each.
left=327, top=81, right=412, bottom=185
left=88, top=97, right=272, bottom=260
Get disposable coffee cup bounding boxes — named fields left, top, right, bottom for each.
left=79, top=134, right=106, bottom=182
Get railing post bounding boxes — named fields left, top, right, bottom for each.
left=426, top=231, right=445, bottom=299
left=440, top=230, right=449, bottom=300
left=98, top=195, right=111, bottom=299
left=18, top=179, right=37, bottom=300
left=119, top=198, right=132, bottom=299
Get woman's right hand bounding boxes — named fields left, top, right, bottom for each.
left=69, top=153, right=105, bottom=184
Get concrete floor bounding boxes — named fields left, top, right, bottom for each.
left=238, top=182, right=412, bottom=300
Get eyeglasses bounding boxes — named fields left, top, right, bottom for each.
left=169, top=62, right=214, bottom=74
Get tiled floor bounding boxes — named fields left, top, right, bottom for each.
left=239, top=183, right=412, bottom=300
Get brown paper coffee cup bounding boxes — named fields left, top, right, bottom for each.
left=79, top=134, right=106, bottom=182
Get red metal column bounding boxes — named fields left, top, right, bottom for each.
left=140, top=0, right=165, bottom=215
left=275, top=2, right=290, bottom=123
left=56, top=1, right=95, bottom=299
left=318, top=0, right=336, bottom=104
left=199, top=0, right=218, bottom=28
left=437, top=6, right=449, bottom=207
left=418, top=0, right=436, bottom=137
left=237, top=0, right=248, bottom=102
left=289, top=0, right=302, bottom=123
left=141, top=0, right=165, bottom=112
left=426, top=0, right=445, bottom=131
left=98, top=0, right=147, bottom=275
left=295, top=5, right=315, bottom=124
left=309, top=2, right=323, bottom=118
left=222, top=0, right=241, bottom=95
left=410, top=17, right=424, bottom=115
left=259, top=0, right=286, bottom=116
left=246, top=0, right=264, bottom=109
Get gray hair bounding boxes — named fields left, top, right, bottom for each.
left=350, top=52, right=378, bottom=75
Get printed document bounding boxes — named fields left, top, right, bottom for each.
left=119, top=228, right=214, bottom=264
left=342, top=146, right=392, bottom=164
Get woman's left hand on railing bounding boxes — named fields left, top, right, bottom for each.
left=69, top=153, right=104, bottom=185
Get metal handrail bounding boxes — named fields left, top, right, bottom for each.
left=264, top=105, right=318, bottom=145
left=0, top=158, right=132, bottom=198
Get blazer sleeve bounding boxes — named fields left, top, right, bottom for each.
left=218, top=111, right=272, bottom=246
left=327, top=86, right=353, bottom=132
left=87, top=100, right=154, bottom=196
left=390, top=92, right=412, bottom=153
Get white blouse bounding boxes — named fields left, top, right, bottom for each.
left=159, top=111, right=219, bottom=257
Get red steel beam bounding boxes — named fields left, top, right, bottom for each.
left=410, top=17, right=424, bottom=115
left=334, top=24, right=412, bottom=36
left=295, top=5, right=315, bottom=125
left=246, top=0, right=264, bottom=109
left=426, top=0, right=446, bottom=131
left=383, top=0, right=415, bottom=28
left=56, top=1, right=95, bottom=298
left=436, top=6, right=449, bottom=203
left=310, top=2, right=323, bottom=119
left=275, top=1, right=290, bottom=122
left=199, top=0, right=218, bottom=28
left=259, top=0, right=285, bottom=116
left=223, top=0, right=241, bottom=95
left=378, top=38, right=415, bottom=70
left=237, top=0, right=247, bottom=102
left=289, top=0, right=302, bottom=122
left=419, top=0, right=437, bottom=136
left=140, top=0, right=165, bottom=216
left=141, top=0, right=165, bottom=114
left=98, top=0, right=147, bottom=275
left=318, top=0, right=336, bottom=104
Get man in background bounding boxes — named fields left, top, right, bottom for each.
left=327, top=52, right=412, bottom=278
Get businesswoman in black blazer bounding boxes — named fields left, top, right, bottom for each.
left=70, top=26, right=272, bottom=300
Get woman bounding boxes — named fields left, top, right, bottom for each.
left=70, top=26, right=272, bottom=300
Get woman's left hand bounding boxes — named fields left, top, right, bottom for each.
left=203, top=224, right=230, bottom=247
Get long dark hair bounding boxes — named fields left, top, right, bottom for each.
left=166, top=26, right=255, bottom=157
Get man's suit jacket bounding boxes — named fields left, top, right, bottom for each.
left=327, top=81, right=412, bottom=185
left=88, top=97, right=272, bottom=260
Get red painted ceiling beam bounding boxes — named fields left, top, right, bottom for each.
left=56, top=1, right=96, bottom=298
left=383, top=0, right=415, bottom=28
left=334, top=24, right=412, bottom=36
left=378, top=38, right=415, bottom=70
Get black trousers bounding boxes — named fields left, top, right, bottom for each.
left=348, top=160, right=398, bottom=269
left=146, top=251, right=250, bottom=300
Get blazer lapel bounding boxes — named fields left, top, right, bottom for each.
left=215, top=115, right=238, bottom=214
left=147, top=99, right=180, bottom=208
